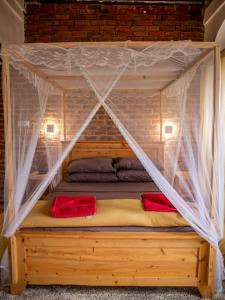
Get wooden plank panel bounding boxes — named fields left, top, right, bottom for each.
left=11, top=230, right=213, bottom=295
left=26, top=245, right=199, bottom=256
left=26, top=258, right=197, bottom=278
left=71, top=149, right=135, bottom=158
left=18, top=228, right=204, bottom=242
left=23, top=230, right=201, bottom=289
left=22, top=231, right=203, bottom=287
left=26, top=246, right=198, bottom=263
left=20, top=230, right=203, bottom=241
left=24, top=237, right=202, bottom=248
left=27, top=274, right=198, bottom=287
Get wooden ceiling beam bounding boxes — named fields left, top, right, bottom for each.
left=46, top=74, right=176, bottom=82
left=25, top=41, right=218, bottom=49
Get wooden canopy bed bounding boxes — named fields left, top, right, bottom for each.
left=2, top=41, right=221, bottom=299
left=10, top=141, right=216, bottom=298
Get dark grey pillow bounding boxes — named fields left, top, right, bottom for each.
left=114, top=157, right=144, bottom=171
left=117, top=169, right=153, bottom=182
left=67, top=157, right=115, bottom=174
left=114, top=157, right=164, bottom=171
left=66, top=172, right=119, bottom=182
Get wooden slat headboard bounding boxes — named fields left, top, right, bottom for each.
left=61, top=140, right=164, bottom=176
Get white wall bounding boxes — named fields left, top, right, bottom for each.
left=0, top=0, right=24, bottom=44
left=204, top=0, right=225, bottom=50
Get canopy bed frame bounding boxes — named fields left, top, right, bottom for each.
left=1, top=41, right=222, bottom=298
left=9, top=141, right=216, bottom=298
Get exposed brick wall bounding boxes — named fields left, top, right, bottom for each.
left=25, top=2, right=204, bottom=42
left=65, top=90, right=122, bottom=141
left=80, top=107, right=122, bottom=141
left=65, top=90, right=160, bottom=142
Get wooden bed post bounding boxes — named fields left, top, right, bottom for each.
left=197, top=242, right=216, bottom=298
left=198, top=44, right=221, bottom=298
left=159, top=91, right=163, bottom=142
left=210, top=45, right=221, bottom=220
left=2, top=56, right=15, bottom=224
left=63, top=90, right=67, bottom=141
left=2, top=55, right=27, bottom=293
left=10, top=235, right=27, bottom=294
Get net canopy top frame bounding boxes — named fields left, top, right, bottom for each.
left=2, top=40, right=219, bottom=93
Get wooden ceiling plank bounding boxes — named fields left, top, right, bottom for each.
left=24, top=41, right=218, bottom=49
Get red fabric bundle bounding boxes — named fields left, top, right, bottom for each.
left=141, top=193, right=177, bottom=212
left=51, top=195, right=97, bottom=218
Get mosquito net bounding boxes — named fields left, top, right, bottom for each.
left=1, top=41, right=224, bottom=291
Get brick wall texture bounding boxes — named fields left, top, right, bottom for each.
left=65, top=89, right=161, bottom=142
left=25, top=2, right=204, bottom=42
left=0, top=1, right=205, bottom=201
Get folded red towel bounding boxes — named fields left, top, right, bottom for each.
left=51, top=195, right=97, bottom=218
left=141, top=193, right=177, bottom=212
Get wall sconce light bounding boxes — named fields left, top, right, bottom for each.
left=165, top=125, right=173, bottom=135
left=44, top=120, right=59, bottom=138
left=163, top=123, right=175, bottom=139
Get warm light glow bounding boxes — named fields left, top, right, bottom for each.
left=43, top=119, right=59, bottom=138
left=163, top=122, right=176, bottom=140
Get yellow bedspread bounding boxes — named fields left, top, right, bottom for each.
left=21, top=199, right=188, bottom=228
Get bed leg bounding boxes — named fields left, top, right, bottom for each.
left=197, top=243, right=216, bottom=299
left=10, top=282, right=27, bottom=295
left=10, top=235, right=27, bottom=295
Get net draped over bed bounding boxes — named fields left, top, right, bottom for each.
left=0, top=41, right=224, bottom=291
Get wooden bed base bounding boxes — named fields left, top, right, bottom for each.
left=10, top=230, right=216, bottom=298
left=9, top=141, right=216, bottom=298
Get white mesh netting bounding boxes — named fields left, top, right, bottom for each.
left=1, top=41, right=224, bottom=291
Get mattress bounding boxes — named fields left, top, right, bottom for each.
left=21, top=182, right=192, bottom=234
left=45, top=181, right=160, bottom=200
left=21, top=199, right=188, bottom=228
